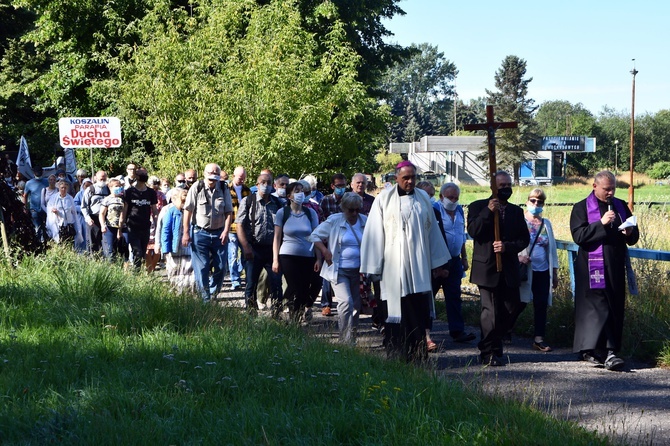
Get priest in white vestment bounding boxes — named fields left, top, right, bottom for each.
left=361, top=162, right=450, bottom=362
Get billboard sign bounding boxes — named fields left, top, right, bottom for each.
left=59, top=117, right=122, bottom=148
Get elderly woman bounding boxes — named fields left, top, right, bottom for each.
left=309, top=192, right=367, bottom=344
left=45, top=180, right=82, bottom=245
left=161, top=188, right=195, bottom=293
left=272, top=181, right=320, bottom=320
left=516, top=188, right=559, bottom=352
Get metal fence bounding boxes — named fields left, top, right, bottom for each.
left=555, top=240, right=670, bottom=297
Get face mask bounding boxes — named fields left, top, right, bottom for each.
left=276, top=187, right=286, bottom=198
left=137, top=174, right=149, bottom=183
left=258, top=184, right=269, bottom=195
left=497, top=187, right=512, bottom=201
left=292, top=192, right=305, bottom=205
left=113, top=186, right=124, bottom=196
left=176, top=180, right=185, bottom=187
left=334, top=187, right=346, bottom=196
left=309, top=190, right=316, bottom=198
left=442, top=199, right=459, bottom=211
left=185, top=179, right=194, bottom=186
left=527, top=205, right=543, bottom=216
left=161, top=185, right=169, bottom=193
left=207, top=175, right=221, bottom=181
left=96, top=180, right=106, bottom=188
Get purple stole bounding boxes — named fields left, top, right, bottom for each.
left=585, top=192, right=627, bottom=289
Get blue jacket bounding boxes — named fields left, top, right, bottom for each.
left=161, top=205, right=183, bottom=255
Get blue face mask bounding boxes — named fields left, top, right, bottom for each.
left=334, top=187, right=346, bottom=196
left=113, top=186, right=124, bottom=196
left=527, top=204, right=543, bottom=216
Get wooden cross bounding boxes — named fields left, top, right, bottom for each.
left=464, top=105, right=518, bottom=272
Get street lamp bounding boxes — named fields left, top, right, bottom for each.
left=614, top=139, right=619, bottom=176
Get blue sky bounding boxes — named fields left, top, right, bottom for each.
left=383, top=0, right=669, bottom=115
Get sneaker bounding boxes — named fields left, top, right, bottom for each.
left=604, top=351, right=625, bottom=371
left=532, top=341, right=552, bottom=352
left=321, top=306, right=332, bottom=317
left=452, top=332, right=476, bottom=343
left=304, top=307, right=313, bottom=322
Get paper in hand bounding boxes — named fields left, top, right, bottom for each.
left=618, top=215, right=637, bottom=231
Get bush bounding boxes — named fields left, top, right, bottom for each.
left=646, top=161, right=670, bottom=179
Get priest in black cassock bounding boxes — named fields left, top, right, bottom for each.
left=570, top=170, right=639, bottom=371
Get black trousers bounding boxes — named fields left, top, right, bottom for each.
left=478, top=276, right=520, bottom=358
left=88, top=214, right=103, bottom=253
left=384, top=292, right=431, bottom=363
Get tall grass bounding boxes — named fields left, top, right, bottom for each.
left=0, top=248, right=608, bottom=444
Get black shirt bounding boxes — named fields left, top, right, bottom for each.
left=123, top=186, right=157, bottom=230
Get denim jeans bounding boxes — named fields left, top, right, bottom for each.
left=102, top=227, right=128, bottom=261
left=432, top=256, right=466, bottom=337
left=243, top=244, right=282, bottom=310
left=227, top=232, right=243, bottom=286
left=190, top=227, right=228, bottom=302
left=30, top=209, right=46, bottom=242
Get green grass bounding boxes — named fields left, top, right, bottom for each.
left=0, top=248, right=608, bottom=445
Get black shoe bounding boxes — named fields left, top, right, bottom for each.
left=532, top=341, right=552, bottom=352
left=480, top=354, right=504, bottom=367
left=604, top=352, right=625, bottom=371
left=453, top=332, right=476, bottom=343
left=580, top=350, right=604, bottom=365
left=502, top=332, right=512, bottom=345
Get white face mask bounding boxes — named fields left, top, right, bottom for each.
left=442, top=199, right=459, bottom=211
left=258, top=184, right=269, bottom=195
left=277, top=187, right=287, bottom=198
left=207, top=175, right=221, bottom=181
left=292, top=192, right=305, bottom=205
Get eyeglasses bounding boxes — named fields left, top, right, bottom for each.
left=528, top=198, right=544, bottom=205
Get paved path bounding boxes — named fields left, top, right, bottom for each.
left=214, top=283, right=669, bottom=445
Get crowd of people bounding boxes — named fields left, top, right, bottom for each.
left=13, top=160, right=639, bottom=370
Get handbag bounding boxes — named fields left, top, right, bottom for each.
left=59, top=223, right=76, bottom=241
left=519, top=218, right=544, bottom=282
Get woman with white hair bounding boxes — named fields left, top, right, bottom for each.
left=309, top=192, right=367, bottom=344
left=46, top=180, right=82, bottom=245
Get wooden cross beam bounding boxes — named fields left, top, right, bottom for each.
left=464, top=105, right=518, bottom=272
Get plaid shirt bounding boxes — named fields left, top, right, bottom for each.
left=320, top=193, right=342, bottom=218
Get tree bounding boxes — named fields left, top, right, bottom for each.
left=115, top=0, right=390, bottom=176
left=485, top=55, right=541, bottom=181
left=535, top=100, right=598, bottom=175
left=380, top=43, right=457, bottom=142
left=0, top=0, right=404, bottom=176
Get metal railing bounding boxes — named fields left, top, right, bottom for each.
left=555, top=240, right=670, bottom=297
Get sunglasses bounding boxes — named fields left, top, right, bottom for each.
left=528, top=198, right=544, bottom=205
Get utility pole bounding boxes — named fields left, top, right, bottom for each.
left=614, top=139, right=619, bottom=176
left=629, top=60, right=638, bottom=212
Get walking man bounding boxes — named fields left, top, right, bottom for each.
left=361, top=161, right=450, bottom=362
left=570, top=170, right=639, bottom=371
left=81, top=170, right=110, bottom=253
left=228, top=166, right=251, bottom=290
left=467, top=171, right=529, bottom=366
left=181, top=163, right=233, bottom=302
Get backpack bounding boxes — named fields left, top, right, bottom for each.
left=243, top=193, right=281, bottom=242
